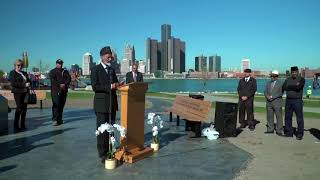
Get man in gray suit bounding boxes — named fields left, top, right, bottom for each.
left=264, top=70, right=284, bottom=136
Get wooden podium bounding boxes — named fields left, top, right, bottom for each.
left=115, top=82, right=153, bottom=163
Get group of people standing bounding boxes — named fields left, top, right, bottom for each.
left=9, top=59, right=71, bottom=132
left=8, top=46, right=318, bottom=164
left=237, top=66, right=315, bottom=140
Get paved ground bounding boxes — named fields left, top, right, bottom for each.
left=0, top=98, right=250, bottom=180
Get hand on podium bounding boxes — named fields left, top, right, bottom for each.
left=112, top=83, right=119, bottom=90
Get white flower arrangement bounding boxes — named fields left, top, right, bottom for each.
left=147, top=113, right=163, bottom=144
left=96, top=123, right=126, bottom=159
left=201, top=124, right=219, bottom=140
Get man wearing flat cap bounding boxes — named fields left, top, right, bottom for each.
left=49, top=59, right=71, bottom=126
left=282, top=66, right=305, bottom=140
left=237, top=69, right=257, bottom=130
left=91, top=46, right=119, bottom=164
left=264, top=70, right=284, bottom=136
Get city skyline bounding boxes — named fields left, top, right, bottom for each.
left=1, top=0, right=320, bottom=73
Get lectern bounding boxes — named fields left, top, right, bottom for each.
left=115, top=82, right=153, bottom=163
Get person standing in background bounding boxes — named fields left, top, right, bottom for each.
left=313, top=73, right=320, bottom=90
left=264, top=70, right=284, bottom=136
left=283, top=66, right=305, bottom=140
left=237, top=69, right=257, bottom=131
left=126, top=63, right=143, bottom=83
left=9, top=59, right=31, bottom=132
left=49, top=59, right=71, bottom=126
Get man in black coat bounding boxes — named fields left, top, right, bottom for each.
left=49, top=59, right=71, bottom=126
left=283, top=66, right=305, bottom=140
left=91, top=46, right=119, bottom=163
left=237, top=69, right=257, bottom=130
left=126, top=63, right=143, bottom=83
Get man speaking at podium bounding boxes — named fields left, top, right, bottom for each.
left=91, top=46, right=119, bottom=164
left=126, top=63, right=143, bottom=83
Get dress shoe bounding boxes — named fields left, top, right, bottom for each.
left=14, top=127, right=21, bottom=133
left=276, top=132, right=284, bottom=137
left=249, top=126, right=255, bottom=131
left=53, top=121, right=60, bottom=126
left=264, top=131, right=274, bottom=134
left=21, top=127, right=28, bottom=131
left=296, top=136, right=303, bottom=140
left=284, top=134, right=293, bottom=138
left=239, top=124, right=247, bottom=128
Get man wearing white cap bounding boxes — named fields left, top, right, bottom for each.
left=264, top=70, right=284, bottom=136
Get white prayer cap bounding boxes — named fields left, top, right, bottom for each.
left=271, top=70, right=279, bottom=75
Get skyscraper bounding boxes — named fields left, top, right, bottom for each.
left=146, top=38, right=160, bottom=74
left=161, top=24, right=171, bottom=71
left=120, top=59, right=130, bottom=75
left=241, top=59, right=250, bottom=72
left=111, top=49, right=120, bottom=74
left=146, top=24, right=185, bottom=74
left=82, top=52, right=94, bottom=76
left=195, top=55, right=207, bottom=72
left=209, top=55, right=221, bottom=72
left=168, top=37, right=186, bottom=73
left=124, top=44, right=135, bottom=66
left=22, top=51, right=29, bottom=69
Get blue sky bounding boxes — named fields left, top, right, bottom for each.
left=1, top=0, right=320, bottom=72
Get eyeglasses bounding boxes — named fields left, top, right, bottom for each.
left=16, top=64, right=22, bottom=67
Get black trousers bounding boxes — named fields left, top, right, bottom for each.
left=13, top=93, right=28, bottom=129
left=51, top=92, right=67, bottom=122
left=239, top=98, right=254, bottom=126
left=285, top=99, right=304, bottom=138
left=96, top=111, right=116, bottom=159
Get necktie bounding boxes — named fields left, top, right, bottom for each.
left=133, top=72, right=137, bottom=82
left=245, top=78, right=249, bottom=82
left=271, top=81, right=276, bottom=91
left=105, top=65, right=110, bottom=74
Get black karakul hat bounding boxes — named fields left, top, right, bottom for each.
left=56, top=59, right=63, bottom=64
left=290, top=66, right=299, bottom=72
left=100, top=46, right=112, bottom=56
left=244, top=68, right=252, bottom=73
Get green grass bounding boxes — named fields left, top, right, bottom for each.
left=146, top=92, right=176, bottom=99
left=213, top=94, right=320, bottom=108
left=46, top=92, right=94, bottom=99
left=44, top=91, right=320, bottom=118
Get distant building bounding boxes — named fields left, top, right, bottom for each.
left=195, top=55, right=207, bottom=72
left=168, top=37, right=185, bottom=73
left=137, top=60, right=146, bottom=74
left=209, top=55, right=221, bottom=72
left=124, top=44, right=135, bottom=66
left=82, top=53, right=94, bottom=76
left=301, top=67, right=320, bottom=78
left=111, top=49, right=120, bottom=74
left=120, top=59, right=130, bottom=75
left=241, top=59, right=250, bottom=72
left=146, top=24, right=185, bottom=73
left=161, top=24, right=171, bottom=71
left=188, top=72, right=219, bottom=79
left=146, top=38, right=160, bottom=74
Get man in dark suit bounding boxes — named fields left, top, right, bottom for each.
left=49, top=59, right=71, bottom=126
left=237, top=69, right=257, bottom=130
left=126, top=63, right=143, bottom=83
left=91, top=46, right=119, bottom=163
